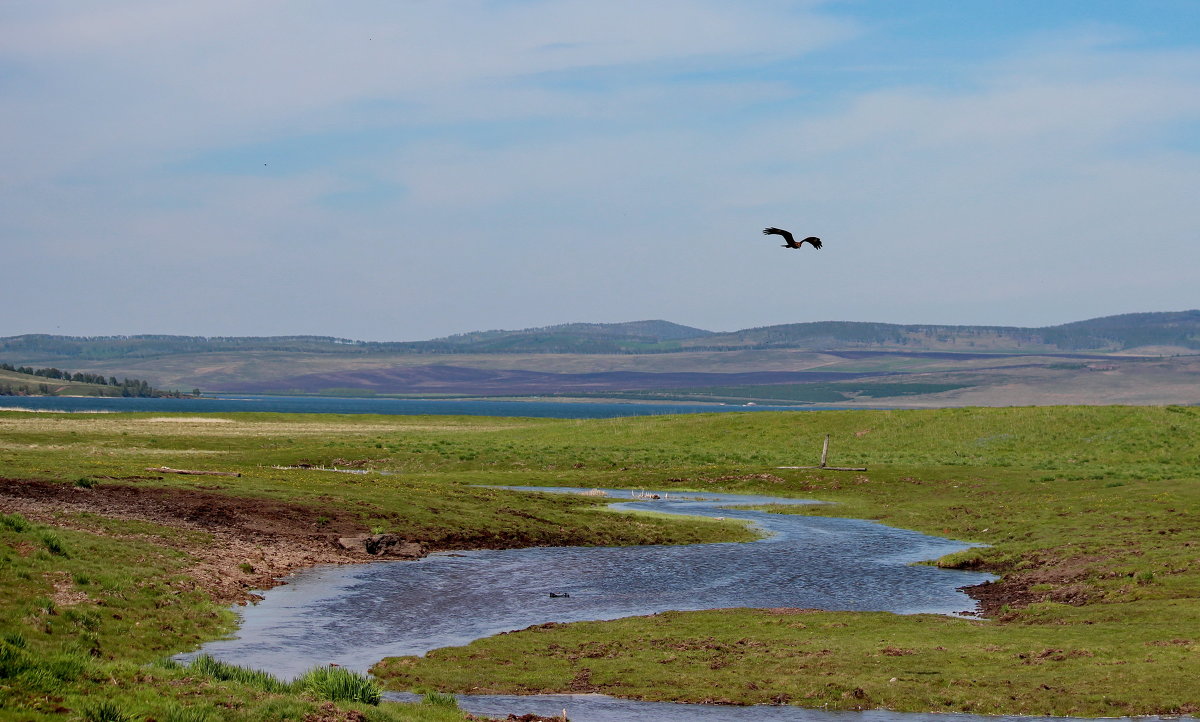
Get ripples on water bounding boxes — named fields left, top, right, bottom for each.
left=190, top=488, right=1007, bottom=720
left=386, top=692, right=1076, bottom=722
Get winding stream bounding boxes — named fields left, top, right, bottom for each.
left=190, top=488, right=1038, bottom=721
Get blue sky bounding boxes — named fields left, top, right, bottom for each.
left=2, top=1, right=1198, bottom=340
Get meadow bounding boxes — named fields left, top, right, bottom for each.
left=1, top=405, right=1198, bottom=718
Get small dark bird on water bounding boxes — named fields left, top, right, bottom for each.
left=763, top=227, right=822, bottom=250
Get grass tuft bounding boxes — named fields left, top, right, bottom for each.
left=294, top=665, right=382, bottom=705
left=162, top=703, right=214, bottom=722
left=421, top=690, right=459, bottom=708
left=2, top=631, right=27, bottom=648
left=82, top=700, right=132, bottom=722
left=38, top=530, right=70, bottom=556
left=187, top=654, right=289, bottom=693
left=0, top=641, right=32, bottom=678
left=44, top=651, right=90, bottom=681
left=0, top=512, right=32, bottom=533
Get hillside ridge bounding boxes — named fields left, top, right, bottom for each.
left=3, top=310, right=1198, bottom=360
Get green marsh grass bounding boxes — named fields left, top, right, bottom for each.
left=81, top=701, right=131, bottom=722
left=0, top=512, right=32, bottom=533
left=3, top=405, right=1200, bottom=716
left=420, top=691, right=459, bottom=708
left=293, top=665, right=383, bottom=705
left=160, top=704, right=213, bottom=722
left=187, top=654, right=290, bottom=694
left=37, top=530, right=69, bottom=556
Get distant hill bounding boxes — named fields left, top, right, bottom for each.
left=677, top=311, right=1200, bottom=353
left=0, top=334, right=374, bottom=360
left=1039, top=311, right=1200, bottom=351
left=1, top=312, right=1197, bottom=407
left=432, top=320, right=712, bottom=344
left=0, top=320, right=714, bottom=360
left=2, top=311, right=1196, bottom=360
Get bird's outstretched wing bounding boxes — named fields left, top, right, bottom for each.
left=763, top=227, right=795, bottom=245
left=801, top=236, right=823, bottom=249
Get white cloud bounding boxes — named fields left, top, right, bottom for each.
left=2, top=3, right=1199, bottom=337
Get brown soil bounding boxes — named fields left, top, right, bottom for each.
left=0, top=477, right=423, bottom=604
left=463, top=710, right=566, bottom=714
left=958, top=552, right=1103, bottom=617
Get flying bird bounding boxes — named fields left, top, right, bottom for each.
left=763, top=227, right=822, bottom=250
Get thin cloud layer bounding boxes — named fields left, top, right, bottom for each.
left=2, top=2, right=1197, bottom=339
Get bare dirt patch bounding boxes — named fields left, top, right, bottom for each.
left=145, top=417, right=235, bottom=423
left=0, top=477, right=424, bottom=604
left=958, top=553, right=1104, bottom=617
left=50, top=571, right=91, bottom=607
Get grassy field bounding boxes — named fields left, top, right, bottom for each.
left=2, top=405, right=1199, bottom=717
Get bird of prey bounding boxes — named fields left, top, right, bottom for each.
left=763, top=227, right=822, bottom=250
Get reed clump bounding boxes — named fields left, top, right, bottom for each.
left=293, top=665, right=383, bottom=705
left=186, top=654, right=290, bottom=694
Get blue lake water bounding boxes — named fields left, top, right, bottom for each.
left=190, top=487, right=1002, bottom=721
left=0, top=394, right=836, bottom=418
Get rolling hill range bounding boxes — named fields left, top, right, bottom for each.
left=1, top=311, right=1198, bottom=407
left=3, top=311, right=1199, bottom=359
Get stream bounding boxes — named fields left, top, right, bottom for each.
left=189, top=488, right=1075, bottom=721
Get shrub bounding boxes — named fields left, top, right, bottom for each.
left=294, top=665, right=382, bottom=705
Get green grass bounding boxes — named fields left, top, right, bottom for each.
left=374, top=604, right=1200, bottom=716
left=293, top=665, right=383, bottom=705
left=3, top=405, right=1200, bottom=716
left=0, top=508, right=468, bottom=720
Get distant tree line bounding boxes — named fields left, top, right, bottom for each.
left=0, top=363, right=184, bottom=397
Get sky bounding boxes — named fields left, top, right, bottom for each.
left=2, top=1, right=1199, bottom=341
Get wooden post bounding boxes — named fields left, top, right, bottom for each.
left=776, top=433, right=867, bottom=471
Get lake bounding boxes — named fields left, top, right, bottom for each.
left=0, top=393, right=839, bottom=418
